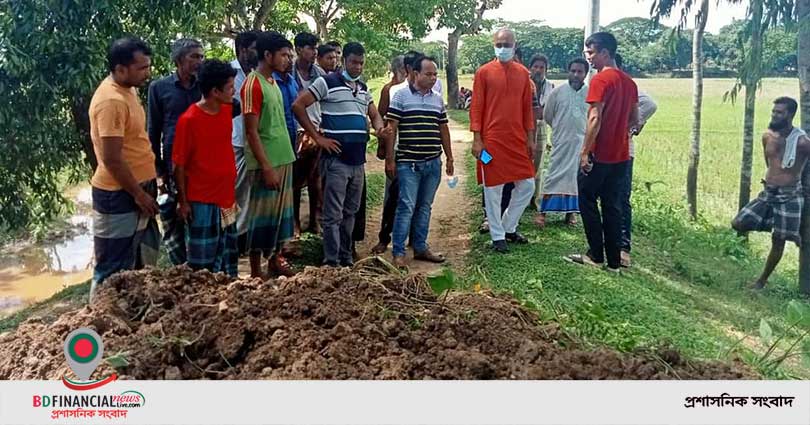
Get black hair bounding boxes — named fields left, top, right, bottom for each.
left=326, top=40, right=342, bottom=49
left=107, top=37, right=152, bottom=72
left=585, top=31, right=618, bottom=58
left=412, top=56, right=436, bottom=73
left=403, top=50, right=423, bottom=70
left=774, top=96, right=799, bottom=116
left=342, top=42, right=364, bottom=59
left=615, top=53, right=624, bottom=70
left=234, top=31, right=260, bottom=57
left=198, top=59, right=237, bottom=97
left=294, top=32, right=319, bottom=49
left=530, top=54, right=549, bottom=68
left=256, top=31, right=293, bottom=61
left=568, top=57, right=590, bottom=73
left=317, top=44, right=337, bottom=58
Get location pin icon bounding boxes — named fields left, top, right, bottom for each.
left=63, top=328, right=104, bottom=381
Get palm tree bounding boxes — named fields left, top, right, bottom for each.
left=650, top=0, right=710, bottom=219
left=797, top=0, right=810, bottom=294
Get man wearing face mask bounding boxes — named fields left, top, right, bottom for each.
left=293, top=42, right=392, bottom=267
left=147, top=38, right=204, bottom=266
left=470, top=28, right=537, bottom=253
left=230, top=31, right=260, bottom=251
left=733, top=97, right=810, bottom=290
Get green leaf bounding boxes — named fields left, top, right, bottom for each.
left=786, top=300, right=810, bottom=327
left=105, top=352, right=129, bottom=369
left=427, top=268, right=456, bottom=295
left=759, top=318, right=774, bottom=346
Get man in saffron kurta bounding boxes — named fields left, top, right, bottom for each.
left=470, top=28, right=537, bottom=253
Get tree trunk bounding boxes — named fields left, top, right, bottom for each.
left=737, top=0, right=763, bottom=214
left=71, top=94, right=96, bottom=171
left=446, top=31, right=461, bottom=110
left=316, top=18, right=329, bottom=40
left=797, top=0, right=810, bottom=295
left=687, top=0, right=709, bottom=220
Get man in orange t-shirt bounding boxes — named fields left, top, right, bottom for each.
left=470, top=28, right=537, bottom=253
left=89, top=37, right=159, bottom=298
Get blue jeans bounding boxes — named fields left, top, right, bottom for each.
left=392, top=158, right=442, bottom=257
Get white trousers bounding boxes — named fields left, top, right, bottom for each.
left=483, top=177, right=535, bottom=241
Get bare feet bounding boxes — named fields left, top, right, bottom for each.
left=270, top=255, right=295, bottom=277
left=533, top=213, right=546, bottom=229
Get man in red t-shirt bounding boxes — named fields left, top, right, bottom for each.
left=173, top=59, right=239, bottom=277
left=566, top=32, right=639, bottom=272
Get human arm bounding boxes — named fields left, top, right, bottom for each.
left=146, top=81, right=166, bottom=181
left=171, top=115, right=191, bottom=221
left=524, top=74, right=537, bottom=161
left=440, top=122, right=454, bottom=176
left=377, top=83, right=393, bottom=117
left=581, top=103, right=603, bottom=171
left=291, top=77, right=341, bottom=154
left=469, top=70, right=486, bottom=159
left=96, top=100, right=158, bottom=215
left=634, top=92, right=657, bottom=135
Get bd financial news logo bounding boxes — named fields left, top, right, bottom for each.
left=32, top=328, right=146, bottom=420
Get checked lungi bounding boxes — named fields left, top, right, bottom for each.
left=92, top=180, right=161, bottom=297
left=244, top=164, right=295, bottom=256
left=734, top=183, right=804, bottom=245
left=158, top=178, right=187, bottom=266
left=187, top=202, right=238, bottom=277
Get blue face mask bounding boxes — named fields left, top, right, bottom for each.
left=342, top=69, right=361, bottom=82
left=494, top=47, right=515, bottom=63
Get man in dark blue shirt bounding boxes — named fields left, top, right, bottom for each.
left=272, top=57, right=300, bottom=154
left=147, top=38, right=203, bottom=266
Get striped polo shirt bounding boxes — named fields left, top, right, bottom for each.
left=386, top=84, right=448, bottom=162
left=308, top=73, right=372, bottom=166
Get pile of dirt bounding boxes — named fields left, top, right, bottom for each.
left=0, top=262, right=752, bottom=380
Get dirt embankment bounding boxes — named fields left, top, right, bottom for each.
left=0, top=263, right=751, bottom=380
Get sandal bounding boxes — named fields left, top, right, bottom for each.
left=564, top=253, right=602, bottom=268
left=414, top=250, right=446, bottom=263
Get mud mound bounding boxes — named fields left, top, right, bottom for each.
left=0, top=263, right=751, bottom=380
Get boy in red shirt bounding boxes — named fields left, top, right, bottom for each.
left=566, top=32, right=638, bottom=272
left=173, top=59, right=239, bottom=277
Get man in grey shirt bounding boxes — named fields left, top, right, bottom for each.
left=147, top=38, right=203, bottom=266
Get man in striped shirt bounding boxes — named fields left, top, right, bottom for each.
left=293, top=42, right=390, bottom=267
left=384, top=56, right=454, bottom=268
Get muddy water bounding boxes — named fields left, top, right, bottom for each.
left=0, top=187, right=94, bottom=317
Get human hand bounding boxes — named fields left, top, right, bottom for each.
left=262, top=167, right=280, bottom=189
left=316, top=136, right=342, bottom=154
left=445, top=158, right=454, bottom=176
left=134, top=189, right=159, bottom=216
left=178, top=202, right=192, bottom=222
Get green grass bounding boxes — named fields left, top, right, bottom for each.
left=451, top=80, right=810, bottom=378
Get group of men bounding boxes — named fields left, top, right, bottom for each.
left=88, top=29, right=458, bottom=295
left=85, top=22, right=808, bottom=295
left=469, top=29, right=658, bottom=273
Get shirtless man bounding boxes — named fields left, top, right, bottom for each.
left=732, top=96, right=810, bottom=290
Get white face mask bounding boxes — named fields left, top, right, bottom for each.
left=494, top=47, right=515, bottom=62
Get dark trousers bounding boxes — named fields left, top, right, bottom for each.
left=578, top=160, right=630, bottom=269
left=378, top=176, right=399, bottom=245
left=619, top=158, right=634, bottom=252
left=352, top=176, right=367, bottom=244
left=481, top=182, right=515, bottom=216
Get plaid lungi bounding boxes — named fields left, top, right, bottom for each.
left=244, top=164, right=295, bottom=256
left=158, top=178, right=187, bottom=266
left=92, top=180, right=161, bottom=297
left=734, top=183, right=803, bottom=245
left=187, top=202, right=238, bottom=277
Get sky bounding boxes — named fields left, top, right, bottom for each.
left=423, top=0, right=749, bottom=42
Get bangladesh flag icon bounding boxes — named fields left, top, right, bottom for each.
left=63, top=328, right=104, bottom=381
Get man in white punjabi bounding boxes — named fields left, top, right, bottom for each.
left=536, top=58, right=589, bottom=228
left=733, top=97, right=810, bottom=290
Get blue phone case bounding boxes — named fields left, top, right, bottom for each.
left=480, top=149, right=493, bottom=164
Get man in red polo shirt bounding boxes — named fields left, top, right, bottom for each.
left=173, top=59, right=239, bottom=277
left=566, top=32, right=638, bottom=273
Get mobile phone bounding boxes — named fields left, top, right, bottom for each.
left=480, top=149, right=493, bottom=164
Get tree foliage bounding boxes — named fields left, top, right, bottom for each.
left=0, top=0, right=221, bottom=232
